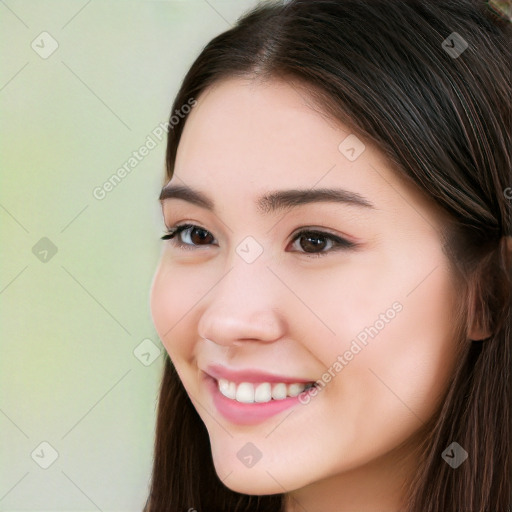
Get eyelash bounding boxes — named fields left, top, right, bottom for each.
left=160, top=223, right=356, bottom=257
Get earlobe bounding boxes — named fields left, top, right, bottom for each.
left=468, top=322, right=492, bottom=341
left=467, top=289, right=492, bottom=341
left=468, top=235, right=512, bottom=342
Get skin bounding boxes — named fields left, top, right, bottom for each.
left=150, top=77, right=478, bottom=512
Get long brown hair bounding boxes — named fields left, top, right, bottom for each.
left=144, top=1, right=511, bottom=510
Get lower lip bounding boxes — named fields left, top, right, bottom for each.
left=204, top=374, right=310, bottom=426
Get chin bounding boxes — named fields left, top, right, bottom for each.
left=210, top=457, right=283, bottom=496
left=219, top=475, right=283, bottom=496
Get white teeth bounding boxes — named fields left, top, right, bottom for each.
left=254, top=383, right=272, bottom=402
left=236, top=382, right=255, bottom=403
left=217, top=379, right=310, bottom=403
left=271, top=383, right=287, bottom=400
left=218, top=378, right=236, bottom=399
left=287, top=383, right=306, bottom=397
left=227, top=381, right=236, bottom=399
left=218, top=378, right=229, bottom=394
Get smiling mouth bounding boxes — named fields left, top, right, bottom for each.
left=217, top=378, right=316, bottom=404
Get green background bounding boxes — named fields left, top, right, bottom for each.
left=0, top=1, right=259, bottom=510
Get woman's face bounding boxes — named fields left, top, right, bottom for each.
left=150, top=77, right=460, bottom=499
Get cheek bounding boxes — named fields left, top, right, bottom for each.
left=377, top=271, right=459, bottom=408
left=150, top=260, right=198, bottom=359
left=338, top=263, right=459, bottom=435
left=275, top=256, right=403, bottom=365
left=295, top=252, right=459, bottom=454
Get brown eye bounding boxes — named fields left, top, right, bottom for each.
left=289, top=229, right=355, bottom=257
left=180, top=226, right=215, bottom=245
left=161, top=224, right=217, bottom=247
left=298, top=233, right=330, bottom=253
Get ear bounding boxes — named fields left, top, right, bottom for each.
left=467, top=268, right=492, bottom=342
left=468, top=318, right=492, bottom=341
left=467, top=236, right=512, bottom=341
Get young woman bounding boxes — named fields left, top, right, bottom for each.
left=145, top=1, right=511, bottom=510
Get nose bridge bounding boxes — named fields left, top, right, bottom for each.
left=197, top=255, right=286, bottom=344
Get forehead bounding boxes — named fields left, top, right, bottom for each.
left=175, top=78, right=380, bottom=190
left=171, top=77, right=445, bottom=230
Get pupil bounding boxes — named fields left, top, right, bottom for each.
left=301, top=235, right=326, bottom=252
left=191, top=228, right=212, bottom=245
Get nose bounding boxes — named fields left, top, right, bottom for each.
left=197, top=259, right=288, bottom=346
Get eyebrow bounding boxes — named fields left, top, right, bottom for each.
left=159, top=184, right=375, bottom=213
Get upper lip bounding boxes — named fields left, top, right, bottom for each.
left=205, top=364, right=315, bottom=384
